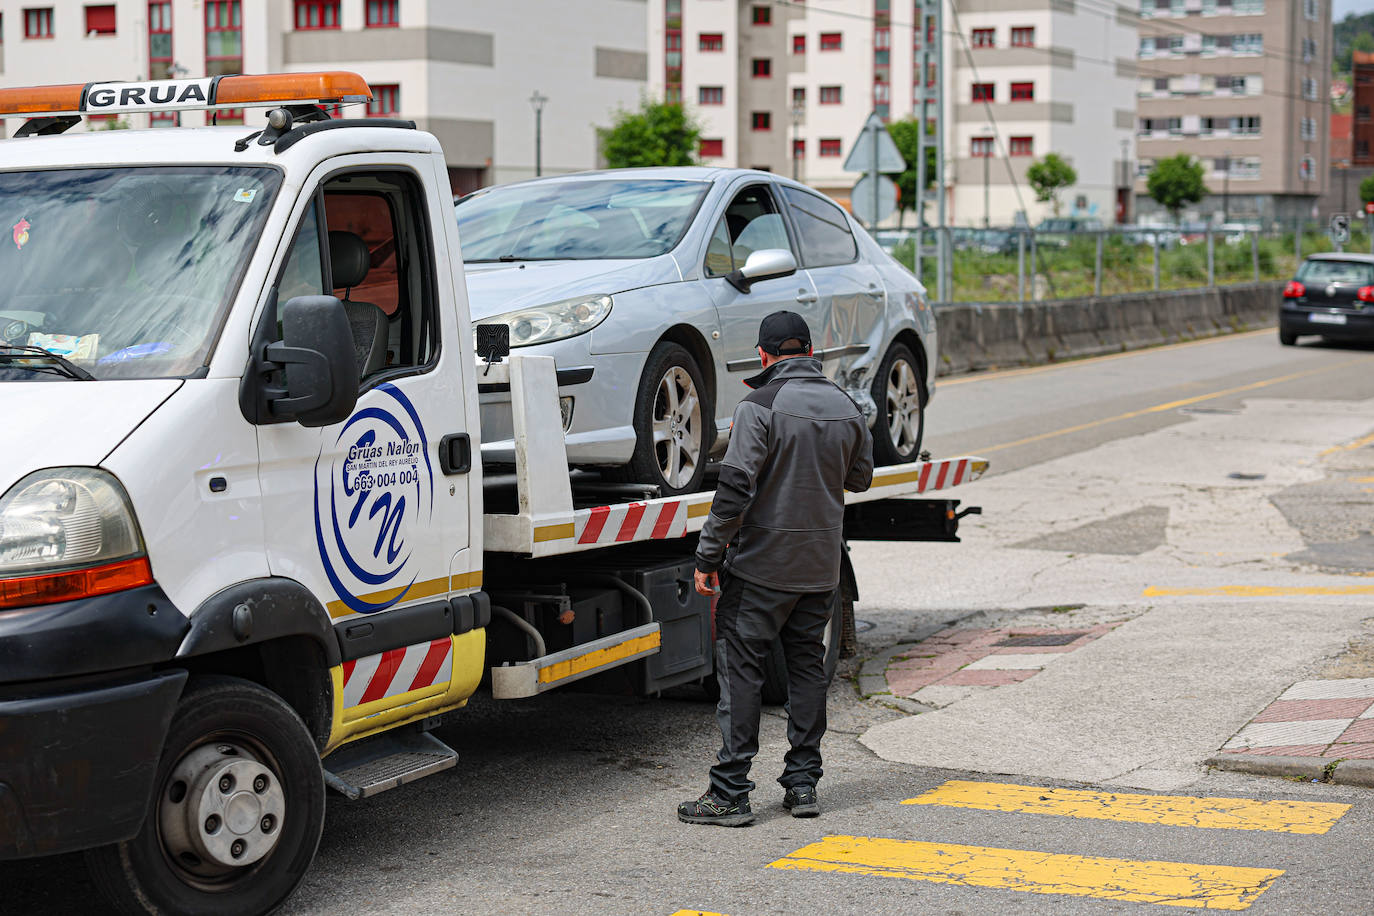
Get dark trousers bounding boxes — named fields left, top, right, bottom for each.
left=709, top=571, right=837, bottom=802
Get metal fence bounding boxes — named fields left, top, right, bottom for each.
left=878, top=225, right=1374, bottom=306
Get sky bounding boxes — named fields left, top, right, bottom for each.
left=1336, top=0, right=1374, bottom=20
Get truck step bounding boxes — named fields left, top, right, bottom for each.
left=491, top=622, right=662, bottom=699
left=323, top=731, right=457, bottom=800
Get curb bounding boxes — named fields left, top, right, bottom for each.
left=1204, top=754, right=1329, bottom=781
left=1332, top=760, right=1374, bottom=788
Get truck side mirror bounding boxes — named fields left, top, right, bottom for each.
left=240, top=295, right=359, bottom=428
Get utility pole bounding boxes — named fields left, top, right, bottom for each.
left=982, top=125, right=991, bottom=228
left=1222, top=150, right=1229, bottom=224
left=529, top=90, right=548, bottom=177
left=1120, top=137, right=1130, bottom=223
left=791, top=106, right=803, bottom=181
left=914, top=0, right=946, bottom=300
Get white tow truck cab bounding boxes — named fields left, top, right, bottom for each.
left=0, top=72, right=986, bottom=914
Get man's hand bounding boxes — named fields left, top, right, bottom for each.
left=694, top=569, right=719, bottom=597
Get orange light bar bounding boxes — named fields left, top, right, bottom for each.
left=0, top=556, right=154, bottom=610
left=0, top=82, right=86, bottom=117
left=216, top=71, right=372, bottom=106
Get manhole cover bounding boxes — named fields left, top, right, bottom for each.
left=994, top=632, right=1088, bottom=647
left=854, top=619, right=876, bottom=633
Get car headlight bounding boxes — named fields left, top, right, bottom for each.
left=0, top=468, right=151, bottom=609
left=486, top=294, right=613, bottom=348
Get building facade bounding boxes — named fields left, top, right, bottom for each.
left=0, top=0, right=648, bottom=191
left=648, top=0, right=1137, bottom=226
left=1134, top=0, right=1331, bottom=225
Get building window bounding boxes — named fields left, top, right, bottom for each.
left=204, top=1, right=241, bottom=76
left=666, top=30, right=681, bottom=67
left=820, top=85, right=842, bottom=104
left=24, top=8, right=53, bottom=38
left=971, top=136, right=994, bottom=157
left=819, top=138, right=842, bottom=156
left=699, top=32, right=723, bottom=51
left=1010, top=81, right=1033, bottom=101
left=367, top=84, right=399, bottom=116
left=1302, top=37, right=1315, bottom=61
left=1010, top=26, right=1034, bottom=47
left=793, top=139, right=805, bottom=159
left=1298, top=154, right=1315, bottom=180
left=971, top=82, right=994, bottom=102
left=294, top=0, right=339, bottom=29
left=1233, top=33, right=1262, bottom=54
left=1009, top=136, right=1033, bottom=156
left=85, top=5, right=115, bottom=35
left=752, top=58, right=772, bottom=77
left=819, top=32, right=842, bottom=51
left=1299, top=117, right=1315, bottom=141
left=699, top=138, right=724, bottom=158
left=697, top=86, right=722, bottom=105
left=793, top=34, right=805, bottom=54
left=366, top=0, right=398, bottom=27
left=752, top=4, right=771, bottom=25
left=971, top=28, right=994, bottom=48
left=148, top=1, right=172, bottom=78
left=792, top=87, right=805, bottom=106
left=751, top=111, right=771, bottom=131
left=1302, top=77, right=1317, bottom=101
left=1303, top=0, right=1317, bottom=20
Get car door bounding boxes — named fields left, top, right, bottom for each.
left=702, top=182, right=822, bottom=392
left=778, top=184, right=884, bottom=382
left=252, top=157, right=475, bottom=723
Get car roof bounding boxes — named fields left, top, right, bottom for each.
left=462, top=166, right=819, bottom=195
left=1304, top=252, right=1374, bottom=263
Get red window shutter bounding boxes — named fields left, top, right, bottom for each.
left=85, top=4, right=116, bottom=34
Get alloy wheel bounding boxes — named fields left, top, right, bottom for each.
left=885, top=358, right=922, bottom=457
left=652, top=365, right=702, bottom=490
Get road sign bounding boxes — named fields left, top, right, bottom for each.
left=1330, top=213, right=1350, bottom=246
left=1366, top=201, right=1374, bottom=215
left=851, top=174, right=898, bottom=225
left=843, top=113, right=905, bottom=173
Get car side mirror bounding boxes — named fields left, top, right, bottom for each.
left=728, top=248, right=797, bottom=293
left=240, top=295, right=359, bottom=428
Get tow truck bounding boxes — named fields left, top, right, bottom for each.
left=0, top=72, right=986, bottom=914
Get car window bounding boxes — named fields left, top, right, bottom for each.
left=704, top=184, right=792, bottom=278
left=781, top=186, right=857, bottom=268
left=1297, top=260, right=1374, bottom=285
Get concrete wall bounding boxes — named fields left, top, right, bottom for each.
left=935, top=282, right=1281, bottom=375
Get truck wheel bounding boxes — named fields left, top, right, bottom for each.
left=86, top=677, right=325, bottom=916
left=871, top=343, right=926, bottom=466
left=760, top=597, right=848, bottom=706
left=616, top=342, right=710, bottom=496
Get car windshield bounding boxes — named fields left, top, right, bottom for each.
left=1298, top=259, right=1374, bottom=285
left=456, top=178, right=709, bottom=262
left=0, top=165, right=281, bottom=382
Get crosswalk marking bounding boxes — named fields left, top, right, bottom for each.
left=768, top=835, right=1283, bottom=910
left=903, top=780, right=1351, bottom=835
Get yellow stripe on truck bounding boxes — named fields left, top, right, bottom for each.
left=536, top=631, right=662, bottom=685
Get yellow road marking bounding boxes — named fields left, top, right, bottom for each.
left=769, top=836, right=1281, bottom=910
left=1144, top=585, right=1374, bottom=597
left=903, top=781, right=1349, bottom=835
left=939, top=328, right=1273, bottom=387
left=536, top=631, right=661, bottom=684
left=1321, top=431, right=1374, bottom=456
left=969, top=359, right=1365, bottom=455
left=1351, top=476, right=1374, bottom=483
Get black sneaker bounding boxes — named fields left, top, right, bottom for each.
left=783, top=785, right=820, bottom=817
left=677, top=791, right=755, bottom=827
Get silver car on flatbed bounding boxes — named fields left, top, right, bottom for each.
left=456, top=167, right=938, bottom=495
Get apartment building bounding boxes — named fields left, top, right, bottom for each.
left=648, top=0, right=1137, bottom=226
left=0, top=0, right=648, bottom=191
left=1134, top=0, right=1330, bottom=224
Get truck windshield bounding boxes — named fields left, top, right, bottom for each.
left=0, top=165, right=281, bottom=381
left=456, top=179, right=709, bottom=262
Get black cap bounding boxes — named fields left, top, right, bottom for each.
left=755, top=310, right=812, bottom=356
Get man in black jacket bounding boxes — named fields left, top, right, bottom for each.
left=678, top=310, right=873, bottom=827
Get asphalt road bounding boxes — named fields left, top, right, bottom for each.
left=7, top=328, right=1374, bottom=915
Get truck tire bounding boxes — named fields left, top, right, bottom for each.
left=760, top=597, right=849, bottom=706
left=871, top=342, right=926, bottom=466
left=613, top=342, right=710, bottom=496
left=86, top=676, right=325, bottom=916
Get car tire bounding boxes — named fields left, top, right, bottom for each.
left=86, top=676, right=325, bottom=916
left=1278, top=330, right=1298, bottom=346
left=616, top=341, right=710, bottom=496
left=760, top=597, right=847, bottom=706
left=871, top=342, right=926, bottom=466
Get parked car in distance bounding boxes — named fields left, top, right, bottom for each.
left=1279, top=253, right=1374, bottom=346
left=455, top=167, right=938, bottom=495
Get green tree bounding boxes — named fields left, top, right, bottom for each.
left=1361, top=174, right=1374, bottom=207
left=1146, top=154, right=1207, bottom=223
left=1025, top=153, right=1077, bottom=217
left=886, top=118, right=937, bottom=228
left=598, top=99, right=701, bottom=169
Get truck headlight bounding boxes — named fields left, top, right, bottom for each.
left=0, top=468, right=152, bottom=609
left=486, top=294, right=613, bottom=348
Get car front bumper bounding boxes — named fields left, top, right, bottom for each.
left=1280, top=304, right=1374, bottom=341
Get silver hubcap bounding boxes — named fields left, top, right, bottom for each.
left=159, top=742, right=286, bottom=877
left=652, top=365, right=702, bottom=489
left=885, top=358, right=922, bottom=456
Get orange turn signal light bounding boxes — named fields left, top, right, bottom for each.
left=0, top=82, right=86, bottom=117
left=216, top=71, right=372, bottom=106
left=0, top=556, right=154, bottom=610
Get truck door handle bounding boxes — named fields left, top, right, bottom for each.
left=440, top=433, right=471, bottom=475
left=795, top=292, right=819, bottom=304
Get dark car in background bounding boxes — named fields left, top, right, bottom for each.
left=1279, top=253, right=1374, bottom=346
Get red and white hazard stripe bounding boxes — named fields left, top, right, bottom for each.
left=341, top=637, right=452, bottom=708
left=575, top=498, right=690, bottom=546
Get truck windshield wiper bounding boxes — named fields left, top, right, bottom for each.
left=0, top=345, right=96, bottom=380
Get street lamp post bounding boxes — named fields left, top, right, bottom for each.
left=1119, top=137, right=1130, bottom=223
left=529, top=90, right=548, bottom=178
left=982, top=125, right=991, bottom=229
left=1222, top=150, right=1230, bottom=224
